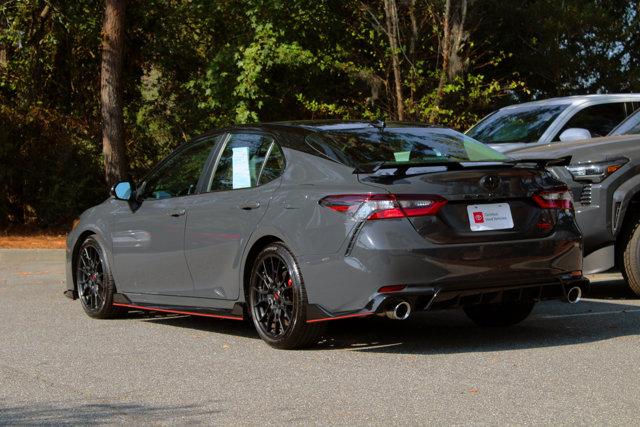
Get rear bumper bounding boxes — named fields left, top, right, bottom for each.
left=299, top=218, right=583, bottom=315
left=306, top=275, right=589, bottom=322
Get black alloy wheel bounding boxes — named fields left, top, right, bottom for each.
left=249, top=243, right=324, bottom=349
left=76, top=236, right=119, bottom=318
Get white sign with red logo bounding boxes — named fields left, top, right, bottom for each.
left=466, top=203, right=514, bottom=232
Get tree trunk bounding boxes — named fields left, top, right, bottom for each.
left=432, top=0, right=467, bottom=122
left=100, top=0, right=127, bottom=187
left=383, top=0, right=404, bottom=121
left=432, top=0, right=452, bottom=120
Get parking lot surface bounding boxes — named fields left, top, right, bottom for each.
left=1, top=249, right=640, bottom=425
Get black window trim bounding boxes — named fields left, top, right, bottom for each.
left=203, top=130, right=287, bottom=194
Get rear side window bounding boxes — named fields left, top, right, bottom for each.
left=611, top=109, right=640, bottom=136
left=556, top=103, right=627, bottom=139
left=259, top=144, right=285, bottom=185
left=208, top=133, right=284, bottom=191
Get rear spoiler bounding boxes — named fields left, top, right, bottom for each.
left=353, top=156, right=572, bottom=175
left=510, top=155, right=572, bottom=169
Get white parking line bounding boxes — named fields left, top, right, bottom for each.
left=539, top=309, right=640, bottom=319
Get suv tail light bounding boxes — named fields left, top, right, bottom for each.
left=320, top=194, right=447, bottom=220
left=533, top=187, right=574, bottom=210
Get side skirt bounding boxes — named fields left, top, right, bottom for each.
left=112, top=293, right=245, bottom=321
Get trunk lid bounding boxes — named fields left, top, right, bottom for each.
left=359, top=166, right=561, bottom=243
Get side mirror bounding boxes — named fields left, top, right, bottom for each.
left=559, top=128, right=591, bottom=142
left=111, top=181, right=135, bottom=201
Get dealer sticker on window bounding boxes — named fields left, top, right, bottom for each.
left=466, top=203, right=514, bottom=232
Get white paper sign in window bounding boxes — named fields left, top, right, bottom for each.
left=232, top=146, right=252, bottom=189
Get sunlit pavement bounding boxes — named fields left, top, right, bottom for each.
left=1, top=249, right=639, bottom=424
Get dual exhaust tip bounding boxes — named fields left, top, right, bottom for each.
left=383, top=286, right=582, bottom=320
left=385, top=301, right=411, bottom=320
left=565, top=286, right=582, bottom=304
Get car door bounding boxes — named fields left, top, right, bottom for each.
left=110, top=136, right=220, bottom=296
left=184, top=131, right=286, bottom=300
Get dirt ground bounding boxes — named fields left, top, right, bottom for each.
left=0, top=228, right=67, bottom=249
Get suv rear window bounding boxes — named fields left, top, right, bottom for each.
left=306, top=128, right=507, bottom=168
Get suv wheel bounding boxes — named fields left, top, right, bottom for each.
left=619, top=212, right=640, bottom=296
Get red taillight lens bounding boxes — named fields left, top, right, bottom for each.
left=320, top=194, right=447, bottom=220
left=533, top=187, right=574, bottom=210
left=378, top=284, right=407, bottom=293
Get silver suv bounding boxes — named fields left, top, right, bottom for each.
left=467, top=94, right=640, bottom=153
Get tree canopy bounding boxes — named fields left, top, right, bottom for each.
left=1, top=0, right=638, bottom=227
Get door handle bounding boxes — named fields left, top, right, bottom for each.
left=239, top=201, right=260, bottom=210
left=168, top=209, right=186, bottom=217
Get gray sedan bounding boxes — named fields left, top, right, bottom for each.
left=65, top=121, right=586, bottom=348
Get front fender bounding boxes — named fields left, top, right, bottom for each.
left=612, top=174, right=640, bottom=236
left=65, top=203, right=115, bottom=293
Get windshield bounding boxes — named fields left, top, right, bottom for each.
left=467, top=104, right=569, bottom=144
left=306, top=127, right=508, bottom=168
left=609, top=110, right=640, bottom=136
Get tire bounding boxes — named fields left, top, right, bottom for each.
left=463, top=301, right=535, bottom=327
left=76, top=236, right=120, bottom=319
left=619, top=212, right=640, bottom=297
left=248, top=242, right=325, bottom=349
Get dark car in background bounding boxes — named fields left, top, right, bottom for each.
left=511, top=133, right=640, bottom=296
left=467, top=94, right=640, bottom=153
left=65, top=122, right=587, bottom=349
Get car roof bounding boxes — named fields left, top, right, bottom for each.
left=267, top=120, right=442, bottom=132
left=197, top=120, right=443, bottom=139
left=498, top=94, right=640, bottom=111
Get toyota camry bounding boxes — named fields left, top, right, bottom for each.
left=65, top=121, right=587, bottom=349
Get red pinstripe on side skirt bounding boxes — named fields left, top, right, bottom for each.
left=306, top=311, right=374, bottom=323
left=112, top=303, right=244, bottom=321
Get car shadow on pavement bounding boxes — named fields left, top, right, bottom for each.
left=119, top=282, right=640, bottom=355
left=0, top=401, right=222, bottom=425
left=140, top=313, right=259, bottom=339
left=317, top=281, right=640, bottom=353
left=586, top=275, right=637, bottom=300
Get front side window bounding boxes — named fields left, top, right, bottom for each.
left=466, top=104, right=569, bottom=144
left=208, top=133, right=284, bottom=191
left=307, top=128, right=507, bottom=169
left=142, top=136, right=219, bottom=200
left=556, top=103, right=627, bottom=139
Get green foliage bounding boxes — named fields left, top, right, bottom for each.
left=1, top=0, right=638, bottom=227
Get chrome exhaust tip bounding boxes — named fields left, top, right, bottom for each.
left=386, top=301, right=411, bottom=320
left=565, top=286, right=582, bottom=304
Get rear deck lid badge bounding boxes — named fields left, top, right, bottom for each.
left=480, top=175, right=501, bottom=191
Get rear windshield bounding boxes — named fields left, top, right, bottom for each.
left=467, top=104, right=569, bottom=144
left=306, top=128, right=507, bottom=168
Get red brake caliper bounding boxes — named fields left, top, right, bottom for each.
left=287, top=278, right=293, bottom=288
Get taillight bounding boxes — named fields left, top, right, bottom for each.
left=533, top=187, right=574, bottom=210
left=319, top=194, right=447, bottom=220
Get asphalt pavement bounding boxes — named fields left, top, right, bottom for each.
left=1, top=249, right=639, bottom=425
